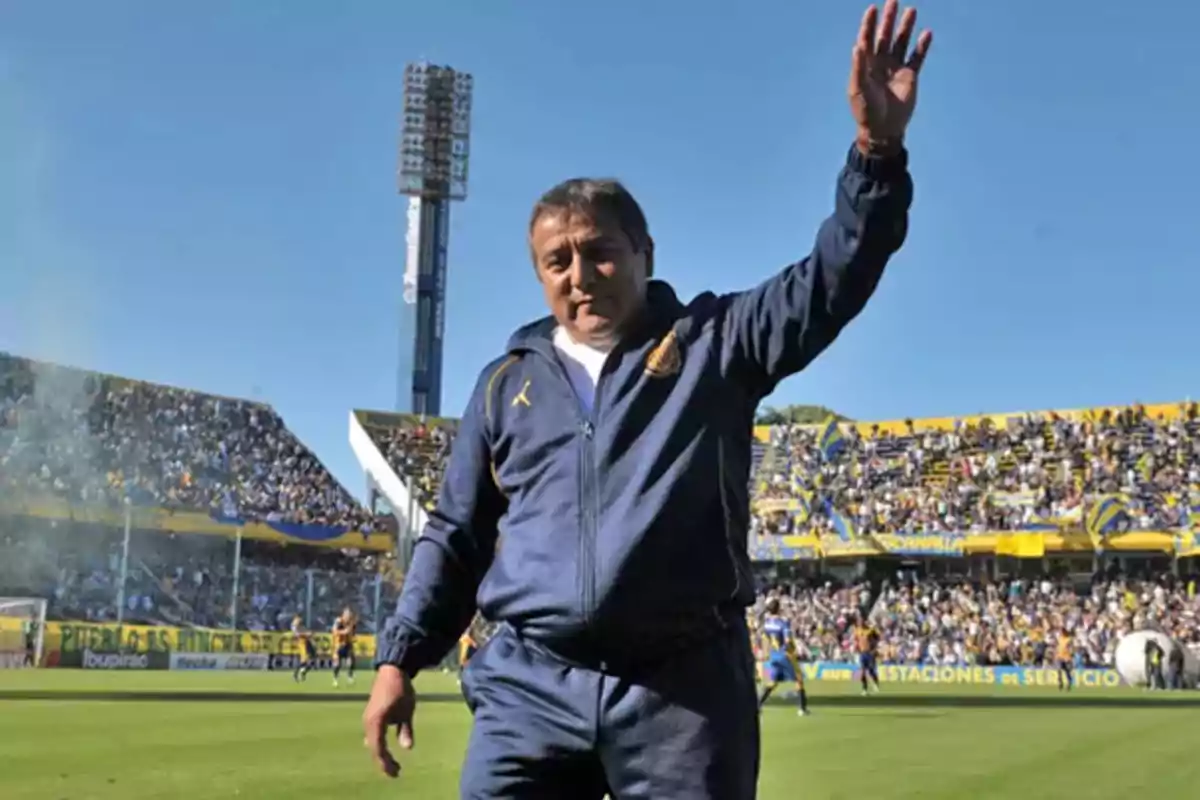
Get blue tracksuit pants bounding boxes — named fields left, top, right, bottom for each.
left=459, top=616, right=760, bottom=798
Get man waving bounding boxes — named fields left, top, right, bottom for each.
left=364, top=3, right=933, bottom=797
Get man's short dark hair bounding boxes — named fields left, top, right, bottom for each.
left=529, top=178, right=651, bottom=253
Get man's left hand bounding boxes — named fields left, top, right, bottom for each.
left=848, top=0, right=934, bottom=153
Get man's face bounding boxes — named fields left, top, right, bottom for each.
left=529, top=208, right=650, bottom=347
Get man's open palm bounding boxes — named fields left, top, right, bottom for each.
left=848, top=0, right=933, bottom=146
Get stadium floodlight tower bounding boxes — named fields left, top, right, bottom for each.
left=395, top=61, right=473, bottom=418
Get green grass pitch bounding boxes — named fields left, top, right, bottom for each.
left=2, top=669, right=1199, bottom=799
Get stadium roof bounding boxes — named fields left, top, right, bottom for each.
left=2, top=351, right=266, bottom=407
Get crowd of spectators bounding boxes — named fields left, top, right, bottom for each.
left=7, top=352, right=1200, bottom=658
left=0, top=353, right=379, bottom=531
left=366, top=416, right=456, bottom=511
left=0, top=517, right=398, bottom=633
left=366, top=398, right=1200, bottom=545
left=752, top=574, right=1200, bottom=669
left=751, top=580, right=875, bottom=662
left=357, top=397, right=1200, bottom=674
left=755, top=403, right=1200, bottom=538
left=0, top=352, right=399, bottom=634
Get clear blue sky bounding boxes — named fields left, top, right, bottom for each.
left=2, top=1, right=1197, bottom=497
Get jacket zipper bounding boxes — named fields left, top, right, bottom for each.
left=578, top=417, right=597, bottom=628
left=518, top=346, right=608, bottom=629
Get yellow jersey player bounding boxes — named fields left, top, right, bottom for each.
left=757, top=599, right=810, bottom=716
left=1055, top=629, right=1074, bottom=691
left=291, top=615, right=315, bottom=683
left=853, top=615, right=881, bottom=695
left=331, top=608, right=357, bottom=687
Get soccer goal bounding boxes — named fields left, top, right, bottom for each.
left=0, top=597, right=47, bottom=668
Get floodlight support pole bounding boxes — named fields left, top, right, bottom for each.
left=373, top=573, right=384, bottom=632
left=305, top=570, right=315, bottom=629
left=230, top=527, right=243, bottom=629
left=116, top=498, right=132, bottom=626
left=395, top=62, right=473, bottom=416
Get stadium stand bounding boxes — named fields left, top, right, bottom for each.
left=0, top=353, right=397, bottom=633
left=756, top=403, right=1199, bottom=537
left=356, top=409, right=770, bottom=513
left=358, top=399, right=1200, bottom=543
left=754, top=573, right=1200, bottom=669
left=13, top=350, right=1184, bottom=669
left=358, top=412, right=457, bottom=512
left=353, top=398, right=1200, bottom=669
left=749, top=401, right=1200, bottom=558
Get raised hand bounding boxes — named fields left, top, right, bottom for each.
left=848, top=0, right=933, bottom=153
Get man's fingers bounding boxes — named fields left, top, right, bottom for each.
left=906, top=29, right=933, bottom=73
left=890, top=7, right=917, bottom=63
left=848, top=44, right=868, bottom=97
left=874, top=0, right=898, bottom=57
left=364, top=713, right=401, bottom=778
left=398, top=720, right=416, bottom=751
left=857, top=5, right=877, bottom=53
left=369, top=730, right=401, bottom=778
left=374, top=744, right=401, bottom=779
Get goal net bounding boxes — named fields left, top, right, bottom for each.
left=0, top=597, right=47, bottom=668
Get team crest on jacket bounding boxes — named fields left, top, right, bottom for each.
left=645, top=329, right=681, bottom=378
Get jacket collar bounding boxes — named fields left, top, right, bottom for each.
left=506, top=280, right=685, bottom=356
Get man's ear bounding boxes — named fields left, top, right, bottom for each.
left=644, top=237, right=655, bottom=279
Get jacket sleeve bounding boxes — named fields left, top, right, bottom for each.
left=374, top=365, right=506, bottom=676
left=720, top=144, right=913, bottom=398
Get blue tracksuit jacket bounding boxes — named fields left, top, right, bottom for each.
left=377, top=145, right=912, bottom=675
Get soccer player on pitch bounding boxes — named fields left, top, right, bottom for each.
left=290, top=614, right=315, bottom=683
left=364, top=3, right=932, bottom=796
left=1055, top=628, right=1074, bottom=692
left=854, top=614, right=882, bottom=695
left=332, top=608, right=357, bottom=688
left=757, top=598, right=810, bottom=716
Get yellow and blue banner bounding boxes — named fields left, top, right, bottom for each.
left=749, top=535, right=821, bottom=561
left=873, top=533, right=964, bottom=557
left=1085, top=495, right=1129, bottom=538
left=0, top=496, right=390, bottom=552
left=752, top=526, right=1186, bottom=562
left=788, top=465, right=807, bottom=493
left=799, top=661, right=1121, bottom=689
left=792, top=487, right=813, bottom=524
left=819, top=535, right=881, bottom=558
left=825, top=502, right=857, bottom=541
left=818, top=416, right=845, bottom=461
